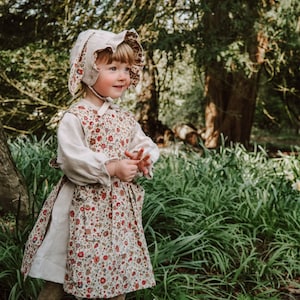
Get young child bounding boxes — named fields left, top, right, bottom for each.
left=21, top=28, right=159, bottom=300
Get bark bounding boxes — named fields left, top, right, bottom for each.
left=203, top=31, right=266, bottom=148
left=221, top=73, right=258, bottom=145
left=135, top=51, right=160, bottom=141
left=201, top=1, right=268, bottom=148
left=0, top=122, right=29, bottom=224
left=202, top=64, right=225, bottom=148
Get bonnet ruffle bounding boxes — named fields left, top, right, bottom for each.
left=68, top=29, right=144, bottom=97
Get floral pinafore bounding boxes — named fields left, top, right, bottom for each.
left=63, top=104, right=155, bottom=298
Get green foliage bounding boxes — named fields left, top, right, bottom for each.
left=0, top=224, right=43, bottom=299
left=9, top=135, right=62, bottom=215
left=2, top=137, right=300, bottom=298
left=135, top=144, right=300, bottom=299
left=1, top=0, right=300, bottom=137
left=0, top=43, right=69, bottom=136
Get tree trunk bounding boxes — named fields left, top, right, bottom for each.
left=0, top=122, right=29, bottom=224
left=135, top=50, right=160, bottom=141
left=201, top=1, right=267, bottom=148
left=203, top=30, right=266, bottom=148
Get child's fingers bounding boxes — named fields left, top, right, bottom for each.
left=125, top=149, right=144, bottom=160
left=141, top=153, right=150, bottom=163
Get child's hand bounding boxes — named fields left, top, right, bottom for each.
left=125, top=148, right=151, bottom=176
left=106, top=159, right=139, bottom=182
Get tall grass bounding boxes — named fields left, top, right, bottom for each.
left=1, top=137, right=300, bottom=299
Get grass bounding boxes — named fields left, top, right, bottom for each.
left=1, top=136, right=300, bottom=299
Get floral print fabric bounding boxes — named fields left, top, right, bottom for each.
left=63, top=104, right=156, bottom=298
left=21, top=102, right=157, bottom=299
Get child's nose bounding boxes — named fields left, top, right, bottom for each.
left=118, top=70, right=129, bottom=79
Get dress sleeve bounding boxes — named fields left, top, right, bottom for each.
left=56, top=112, right=111, bottom=186
left=129, top=122, right=160, bottom=178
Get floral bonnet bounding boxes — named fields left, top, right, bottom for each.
left=68, top=28, right=144, bottom=97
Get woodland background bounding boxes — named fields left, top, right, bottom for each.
left=0, top=0, right=299, bottom=148
left=1, top=0, right=300, bottom=299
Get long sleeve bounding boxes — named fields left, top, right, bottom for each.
left=129, top=122, right=160, bottom=177
left=57, top=112, right=111, bottom=186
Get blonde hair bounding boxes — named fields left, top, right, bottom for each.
left=96, top=42, right=135, bottom=65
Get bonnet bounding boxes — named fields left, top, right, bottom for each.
left=68, top=29, right=144, bottom=97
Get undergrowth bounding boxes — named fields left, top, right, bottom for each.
left=1, top=137, right=300, bottom=299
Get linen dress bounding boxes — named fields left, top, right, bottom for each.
left=21, top=99, right=159, bottom=299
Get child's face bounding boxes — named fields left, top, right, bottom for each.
left=93, top=60, right=131, bottom=99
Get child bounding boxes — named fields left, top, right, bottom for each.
left=21, top=28, right=160, bottom=300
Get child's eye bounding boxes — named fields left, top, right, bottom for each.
left=109, top=66, right=117, bottom=71
left=125, top=67, right=130, bottom=72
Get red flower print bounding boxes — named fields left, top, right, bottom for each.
left=97, top=135, right=102, bottom=142
left=93, top=256, right=100, bottom=263
left=77, top=251, right=84, bottom=258
left=90, top=138, right=96, bottom=145
left=100, top=277, right=106, bottom=284
left=103, top=255, right=108, bottom=260
left=70, top=210, right=75, bottom=217
left=77, top=69, right=83, bottom=75
left=101, top=192, right=106, bottom=199
left=108, top=135, right=113, bottom=142
left=142, top=280, right=147, bottom=285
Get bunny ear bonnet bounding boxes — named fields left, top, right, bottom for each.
left=68, top=29, right=144, bottom=97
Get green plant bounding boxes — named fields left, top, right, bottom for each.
left=2, top=138, right=300, bottom=299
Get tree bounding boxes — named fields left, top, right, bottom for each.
left=1, top=0, right=299, bottom=147
left=195, top=0, right=300, bottom=148
left=0, top=121, right=29, bottom=223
